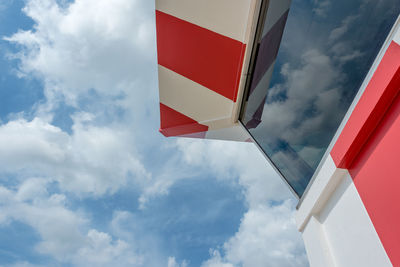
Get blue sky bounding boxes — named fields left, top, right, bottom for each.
left=0, top=1, right=307, bottom=266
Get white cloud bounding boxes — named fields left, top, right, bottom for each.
left=0, top=0, right=182, bottom=219
left=176, top=139, right=292, bottom=206
left=167, top=257, right=188, bottom=267
left=0, top=116, right=150, bottom=196
left=0, top=180, right=86, bottom=258
left=15, top=177, right=49, bottom=201
left=201, top=250, right=234, bottom=267
left=201, top=201, right=307, bottom=267
left=2, top=0, right=163, bottom=199
left=312, top=0, right=331, bottom=17
left=220, top=201, right=307, bottom=267
left=5, top=0, right=156, bottom=106
left=266, top=50, right=340, bottom=134
left=176, top=139, right=307, bottom=267
left=72, top=229, right=140, bottom=267
left=328, top=15, right=358, bottom=42
left=0, top=180, right=146, bottom=266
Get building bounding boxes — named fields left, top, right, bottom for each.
left=155, top=0, right=400, bottom=266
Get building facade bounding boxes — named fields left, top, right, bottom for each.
left=156, top=0, right=400, bottom=266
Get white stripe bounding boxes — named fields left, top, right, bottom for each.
left=158, top=65, right=234, bottom=127
left=156, top=0, right=256, bottom=43
left=261, top=0, right=291, bottom=38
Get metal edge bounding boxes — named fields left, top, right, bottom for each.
left=239, top=0, right=270, bottom=122
left=232, top=0, right=264, bottom=124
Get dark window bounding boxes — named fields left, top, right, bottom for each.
left=240, top=0, right=400, bottom=197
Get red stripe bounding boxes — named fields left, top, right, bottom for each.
left=159, top=103, right=208, bottom=137
left=331, top=42, right=400, bottom=169
left=156, top=10, right=246, bottom=102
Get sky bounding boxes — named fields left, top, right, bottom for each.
left=0, top=0, right=308, bottom=266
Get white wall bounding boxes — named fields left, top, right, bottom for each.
left=297, top=160, right=392, bottom=267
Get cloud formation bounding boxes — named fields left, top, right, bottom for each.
left=0, top=0, right=307, bottom=266
left=6, top=0, right=155, bottom=103
left=0, top=179, right=140, bottom=266
left=202, top=201, right=308, bottom=267
left=0, top=117, right=150, bottom=196
left=177, top=139, right=307, bottom=266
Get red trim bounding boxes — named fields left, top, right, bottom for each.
left=156, top=10, right=246, bottom=102
left=331, top=42, right=400, bottom=168
left=159, top=103, right=208, bottom=137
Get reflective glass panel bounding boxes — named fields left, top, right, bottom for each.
left=241, top=0, right=400, bottom=196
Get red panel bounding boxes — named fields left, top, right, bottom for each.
left=331, top=42, right=400, bottom=168
left=159, top=103, right=208, bottom=137
left=156, top=10, right=246, bottom=102
left=349, top=91, right=400, bottom=267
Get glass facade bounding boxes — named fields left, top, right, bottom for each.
left=240, top=0, right=400, bottom=197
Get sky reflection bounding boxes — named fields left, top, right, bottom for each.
left=242, top=0, right=400, bottom=196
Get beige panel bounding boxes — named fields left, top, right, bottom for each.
left=158, top=65, right=234, bottom=126
left=205, top=124, right=249, bottom=141
left=205, top=118, right=236, bottom=131
left=156, top=0, right=254, bottom=42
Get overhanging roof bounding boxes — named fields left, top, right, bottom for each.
left=156, top=0, right=260, bottom=141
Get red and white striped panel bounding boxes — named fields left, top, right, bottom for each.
left=156, top=0, right=260, bottom=141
